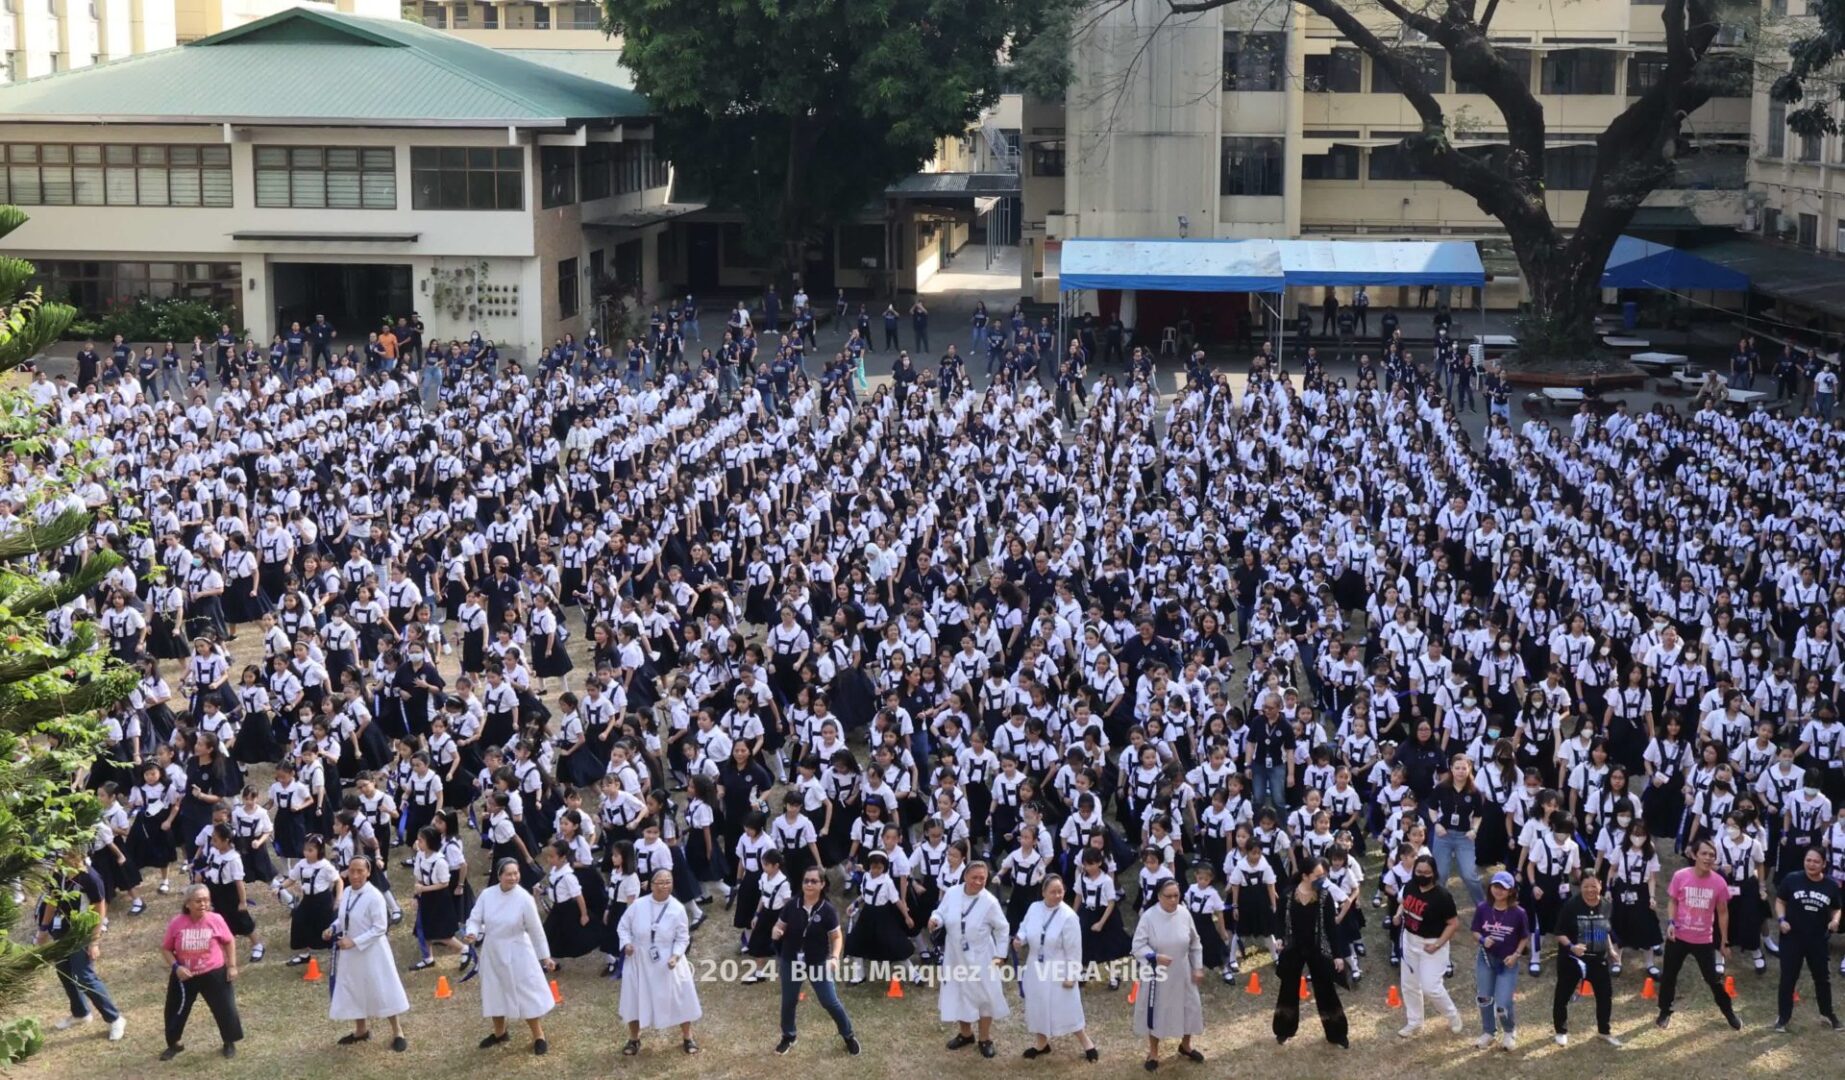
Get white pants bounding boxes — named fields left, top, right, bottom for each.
left=1401, top=933, right=1457, bottom=1028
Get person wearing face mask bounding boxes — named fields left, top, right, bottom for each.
left=1479, top=633, right=1526, bottom=722
left=1271, top=858, right=1350, bottom=1049
left=1606, top=812, right=1663, bottom=978
left=1395, top=854, right=1462, bottom=1039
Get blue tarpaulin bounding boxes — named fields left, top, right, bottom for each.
left=1058, top=238, right=1485, bottom=292
left=1601, top=235, right=1749, bottom=292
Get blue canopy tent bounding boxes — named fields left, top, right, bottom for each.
left=1057, top=237, right=1484, bottom=358
left=1600, top=235, right=1749, bottom=291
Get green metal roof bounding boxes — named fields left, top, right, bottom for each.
left=503, top=49, right=636, bottom=90
left=0, top=8, right=651, bottom=127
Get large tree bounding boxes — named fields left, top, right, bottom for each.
left=0, top=206, right=137, bottom=1061
left=1113, top=0, right=1757, bottom=364
left=603, top=0, right=1079, bottom=276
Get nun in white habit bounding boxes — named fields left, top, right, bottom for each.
left=617, top=869, right=703, bottom=1057
left=1130, top=877, right=1205, bottom=1070
left=327, top=856, right=410, bottom=1052
left=463, top=857, right=557, bottom=1056
left=928, top=860, right=1011, bottom=1058
left=1013, top=873, right=1096, bottom=1061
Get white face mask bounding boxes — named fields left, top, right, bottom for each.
left=1629, top=835, right=1646, bottom=848
left=1615, top=815, right=1633, bottom=828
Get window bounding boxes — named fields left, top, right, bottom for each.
left=452, top=3, right=468, bottom=27
left=1766, top=100, right=1786, bottom=158
left=1799, top=129, right=1822, bottom=163
left=839, top=223, right=885, bottom=269
left=531, top=1, right=549, bottom=28
left=614, top=240, right=642, bottom=289
left=566, top=3, right=599, bottom=29
left=1220, top=136, right=1283, bottom=196
left=1627, top=52, right=1669, bottom=94
left=31, top=259, right=239, bottom=315
left=481, top=3, right=497, bottom=28
left=1302, top=145, right=1359, bottom=180
left=1761, top=207, right=1779, bottom=238
left=1456, top=49, right=1530, bottom=93
left=558, top=257, right=579, bottom=318
left=588, top=248, right=604, bottom=286
left=1222, top=31, right=1286, bottom=91
left=1798, top=212, right=1819, bottom=249
left=0, top=142, right=230, bottom=207
left=1367, top=145, right=1423, bottom=181
left=1304, top=48, right=1362, bottom=92
left=1543, top=145, right=1598, bottom=189
left=254, top=146, right=395, bottom=209
left=420, top=2, right=443, bottom=28
left=578, top=141, right=668, bottom=198
left=1372, top=49, right=1447, bottom=94
left=410, top=146, right=523, bottom=210
left=540, top=146, right=577, bottom=208
left=1030, top=139, right=1065, bottom=177
left=1542, top=49, right=1615, bottom=95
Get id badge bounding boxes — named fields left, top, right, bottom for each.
left=50, top=914, right=65, bottom=934
left=961, top=939, right=971, bottom=954
left=649, top=946, right=662, bottom=963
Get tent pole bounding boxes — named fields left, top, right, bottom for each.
left=1278, top=288, right=1287, bottom=371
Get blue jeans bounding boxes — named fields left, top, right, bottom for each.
left=1251, top=763, right=1288, bottom=812
left=1474, top=950, right=1518, bottom=1034
left=56, top=948, right=122, bottom=1023
left=1432, top=830, right=1485, bottom=907
left=778, top=956, right=854, bottom=1041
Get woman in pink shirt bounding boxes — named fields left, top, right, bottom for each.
left=1655, top=838, right=1742, bottom=1031
left=158, top=883, right=245, bottom=1060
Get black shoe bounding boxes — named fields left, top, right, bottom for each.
left=1023, top=1046, right=1051, bottom=1059
left=337, top=1032, right=371, bottom=1045
left=776, top=1036, right=797, bottom=1055
left=1085, top=1048, right=1099, bottom=1062
left=947, top=1033, right=976, bottom=1051
left=480, top=1032, right=511, bottom=1049
left=1825, top=1015, right=1844, bottom=1031
left=1655, top=1011, right=1671, bottom=1030
left=978, top=1040, right=996, bottom=1058
left=1724, top=1010, right=1743, bottom=1031
left=533, top=1038, right=549, bottom=1056
left=222, top=1044, right=236, bottom=1059
left=1144, top=1059, right=1159, bottom=1072
left=844, top=1035, right=861, bottom=1056
left=159, top=1045, right=185, bottom=1061
left=391, top=1036, right=408, bottom=1052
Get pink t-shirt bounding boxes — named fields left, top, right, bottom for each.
left=162, top=912, right=233, bottom=975
left=1667, top=867, right=1732, bottom=945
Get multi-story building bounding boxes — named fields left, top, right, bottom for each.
left=1021, top=0, right=1753, bottom=309
left=0, top=7, right=673, bottom=356
left=0, top=0, right=395, bottom=83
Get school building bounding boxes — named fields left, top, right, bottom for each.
left=0, top=6, right=677, bottom=357
left=1019, top=0, right=1755, bottom=320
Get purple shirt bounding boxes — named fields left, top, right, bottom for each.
left=1471, top=903, right=1531, bottom=961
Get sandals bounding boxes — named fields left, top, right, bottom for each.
left=621, top=1039, right=641, bottom=1056
left=683, top=1039, right=700, bottom=1055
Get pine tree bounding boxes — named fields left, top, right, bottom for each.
left=0, top=205, right=137, bottom=1062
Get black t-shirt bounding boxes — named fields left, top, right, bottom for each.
left=776, top=898, right=841, bottom=966
left=1431, top=785, right=1486, bottom=831
left=1398, top=882, right=1458, bottom=939
left=1776, top=872, right=1842, bottom=941
left=38, top=865, right=105, bottom=939
left=1555, top=893, right=1612, bottom=956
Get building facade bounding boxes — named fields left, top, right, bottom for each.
left=1022, top=0, right=1753, bottom=305
left=0, top=8, right=670, bottom=356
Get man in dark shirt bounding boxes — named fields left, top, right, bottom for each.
left=308, top=314, right=337, bottom=369
left=1773, top=848, right=1842, bottom=1031
left=1553, top=872, right=1617, bottom=1044
left=772, top=864, right=858, bottom=1055
left=75, top=341, right=100, bottom=390
left=37, top=850, right=124, bottom=1038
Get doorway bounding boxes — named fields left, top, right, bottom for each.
left=271, top=262, right=413, bottom=339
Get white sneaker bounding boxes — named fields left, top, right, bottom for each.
left=1597, top=1033, right=1623, bottom=1047
left=1398, top=1024, right=1422, bottom=1039
left=1554, top=1034, right=1569, bottom=1047
left=53, top=1015, right=92, bottom=1031
left=1473, top=1033, right=1496, bottom=1049
left=108, top=1016, right=126, bottom=1042
left=1500, top=1031, right=1516, bottom=1052
left=1448, top=1012, right=1466, bottom=1034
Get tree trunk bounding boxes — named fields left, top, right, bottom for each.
left=1510, top=237, right=1606, bottom=368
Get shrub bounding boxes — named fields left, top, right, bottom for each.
left=77, top=296, right=240, bottom=344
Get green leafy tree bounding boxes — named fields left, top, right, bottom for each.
left=604, top=0, right=1080, bottom=274
left=1770, top=0, right=1845, bottom=140
left=0, top=205, right=138, bottom=1060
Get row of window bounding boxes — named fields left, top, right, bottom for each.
left=539, top=142, right=672, bottom=208
left=31, top=260, right=240, bottom=317
left=1763, top=101, right=1841, bottom=164
left=1298, top=142, right=1745, bottom=189
left=1296, top=44, right=1748, bottom=98
left=420, top=2, right=602, bottom=30
left=0, top=143, right=233, bottom=207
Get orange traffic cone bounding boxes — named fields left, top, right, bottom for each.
left=1794, top=989, right=1802, bottom=1003
left=550, top=979, right=564, bottom=1004
left=434, top=975, right=452, bottom=1000
left=1245, top=971, right=1262, bottom=995
left=1640, top=977, right=1657, bottom=1000
left=303, top=957, right=322, bottom=982
left=1386, top=984, right=1403, bottom=1009
left=1127, top=981, right=1139, bottom=1004
left=799, top=991, right=807, bottom=1002
left=1724, top=975, right=1737, bottom=999
left=1299, top=977, right=1311, bottom=1001
left=1578, top=978, right=1591, bottom=998
left=886, top=978, right=904, bottom=999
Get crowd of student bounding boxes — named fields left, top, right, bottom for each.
left=20, top=285, right=1845, bottom=1065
